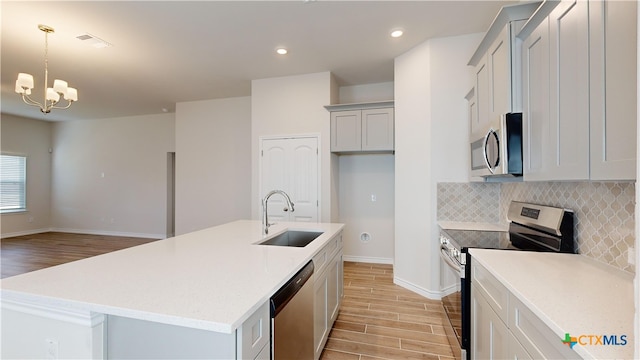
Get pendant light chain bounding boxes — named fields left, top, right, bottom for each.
left=44, top=28, right=49, bottom=106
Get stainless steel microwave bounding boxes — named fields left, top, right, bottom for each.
left=470, top=113, right=523, bottom=177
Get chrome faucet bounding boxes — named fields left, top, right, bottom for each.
left=262, top=190, right=295, bottom=234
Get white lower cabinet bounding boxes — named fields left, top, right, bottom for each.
left=105, top=301, right=269, bottom=359
left=509, top=296, right=580, bottom=359
left=471, top=286, right=510, bottom=359
left=313, top=232, right=343, bottom=360
left=236, top=301, right=270, bottom=360
left=470, top=260, right=579, bottom=360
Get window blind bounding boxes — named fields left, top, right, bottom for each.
left=0, top=155, right=26, bottom=212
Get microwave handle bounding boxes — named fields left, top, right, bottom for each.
left=483, top=130, right=493, bottom=173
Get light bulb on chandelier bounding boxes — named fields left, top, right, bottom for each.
left=15, top=24, right=78, bottom=114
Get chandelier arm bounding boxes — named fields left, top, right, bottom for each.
left=21, top=93, right=45, bottom=108
left=45, top=98, right=60, bottom=112
left=51, top=100, right=74, bottom=110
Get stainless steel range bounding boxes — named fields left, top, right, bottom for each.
left=439, top=201, right=575, bottom=360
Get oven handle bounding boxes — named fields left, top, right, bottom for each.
left=440, top=247, right=462, bottom=273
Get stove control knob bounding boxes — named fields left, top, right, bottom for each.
left=439, top=235, right=448, bottom=245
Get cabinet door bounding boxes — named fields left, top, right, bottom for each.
left=488, top=25, right=511, bottom=121
left=589, top=0, right=637, bottom=180
left=237, top=302, right=270, bottom=360
left=361, top=108, right=394, bottom=151
left=548, top=0, right=590, bottom=180
left=522, top=17, right=551, bottom=181
left=471, top=286, right=509, bottom=360
left=509, top=335, right=533, bottom=360
left=331, top=110, right=362, bottom=152
left=509, top=295, right=580, bottom=359
left=473, top=60, right=490, bottom=137
left=313, top=272, right=328, bottom=360
left=327, top=253, right=342, bottom=324
left=466, top=88, right=478, bottom=135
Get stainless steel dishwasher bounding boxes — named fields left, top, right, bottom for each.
left=270, top=260, right=314, bottom=359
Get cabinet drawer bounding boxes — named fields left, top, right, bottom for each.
left=471, top=261, right=509, bottom=323
left=237, top=301, right=270, bottom=360
left=313, top=232, right=342, bottom=275
left=509, top=295, right=579, bottom=359
left=313, top=246, right=328, bottom=275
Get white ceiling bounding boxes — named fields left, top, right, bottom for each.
left=1, top=1, right=514, bottom=122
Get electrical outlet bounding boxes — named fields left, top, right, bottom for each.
left=28, top=216, right=34, bottom=223
left=45, top=339, right=58, bottom=360
left=628, top=247, right=635, bottom=265
left=371, top=194, right=377, bottom=202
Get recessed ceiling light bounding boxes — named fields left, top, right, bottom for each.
left=276, top=48, right=288, bottom=55
left=390, top=29, right=404, bottom=38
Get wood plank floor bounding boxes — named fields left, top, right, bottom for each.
left=321, top=261, right=455, bottom=360
left=1, top=233, right=456, bottom=360
left=1, top=232, right=158, bottom=278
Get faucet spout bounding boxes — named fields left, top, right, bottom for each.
left=262, top=190, right=295, bottom=234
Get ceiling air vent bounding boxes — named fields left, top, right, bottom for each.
left=75, top=33, right=112, bottom=48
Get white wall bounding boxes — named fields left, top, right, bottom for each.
left=334, top=82, right=395, bottom=263
left=338, top=154, right=394, bottom=263
left=635, top=4, right=639, bottom=358
left=394, top=33, right=482, bottom=298
left=50, top=113, right=175, bottom=238
left=338, top=82, right=394, bottom=104
left=251, top=72, right=335, bottom=222
left=175, top=97, right=252, bottom=235
left=0, top=114, right=52, bottom=237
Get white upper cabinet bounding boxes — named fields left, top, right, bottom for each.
left=548, top=0, right=590, bottom=180
left=472, top=57, right=490, bottom=136
left=468, top=2, right=541, bottom=139
left=521, top=16, right=550, bottom=180
left=519, top=0, right=637, bottom=181
left=523, top=0, right=590, bottom=181
left=361, top=108, right=394, bottom=151
left=589, top=0, right=638, bottom=180
left=326, top=101, right=394, bottom=154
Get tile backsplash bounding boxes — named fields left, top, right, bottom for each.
left=437, top=181, right=636, bottom=273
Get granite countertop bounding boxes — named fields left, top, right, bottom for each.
left=469, top=248, right=634, bottom=360
left=1, top=220, right=344, bottom=334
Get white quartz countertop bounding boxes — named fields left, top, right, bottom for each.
left=469, top=248, right=634, bottom=360
left=438, top=221, right=508, bottom=232
left=1, top=220, right=344, bottom=334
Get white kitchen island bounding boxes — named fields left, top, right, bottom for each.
left=1, top=220, right=345, bottom=359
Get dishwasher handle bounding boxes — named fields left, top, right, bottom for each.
left=270, top=260, right=314, bottom=317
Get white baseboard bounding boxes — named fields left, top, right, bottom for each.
left=1, top=228, right=53, bottom=239
left=440, top=281, right=460, bottom=297
left=50, top=228, right=165, bottom=239
left=1, top=227, right=165, bottom=240
left=393, top=276, right=443, bottom=300
left=342, top=255, right=394, bottom=265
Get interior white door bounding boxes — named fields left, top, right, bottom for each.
left=260, top=137, right=319, bottom=223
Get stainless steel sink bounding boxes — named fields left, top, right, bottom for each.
left=258, top=230, right=323, bottom=247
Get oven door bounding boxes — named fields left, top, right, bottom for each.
left=440, top=248, right=464, bottom=360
